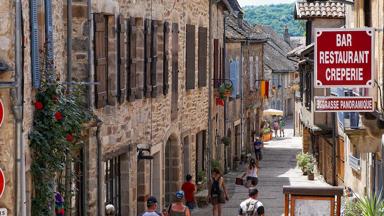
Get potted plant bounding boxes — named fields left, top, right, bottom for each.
left=221, top=136, right=231, bottom=146
left=196, top=170, right=206, bottom=191
left=219, top=83, right=233, bottom=97
left=296, top=152, right=310, bottom=175
left=306, top=162, right=315, bottom=180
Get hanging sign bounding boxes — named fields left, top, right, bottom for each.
left=315, top=28, right=374, bottom=88
left=0, top=99, right=3, bottom=128
left=314, top=96, right=374, bottom=112
left=0, top=168, right=4, bottom=199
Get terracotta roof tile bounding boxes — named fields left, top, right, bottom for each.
left=295, top=0, right=345, bottom=19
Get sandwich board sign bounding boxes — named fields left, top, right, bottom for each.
left=0, top=208, right=7, bottom=216
left=315, top=28, right=374, bottom=88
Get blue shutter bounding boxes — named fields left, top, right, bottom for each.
left=31, top=0, right=40, bottom=88
left=350, top=112, right=359, bottom=129
left=45, top=0, right=54, bottom=78
left=230, top=60, right=236, bottom=98
left=336, top=88, right=344, bottom=130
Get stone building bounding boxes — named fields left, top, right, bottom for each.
left=223, top=2, right=266, bottom=170
left=291, top=0, right=346, bottom=186
left=256, top=25, right=297, bottom=117
left=343, top=0, right=384, bottom=197
left=0, top=0, right=233, bottom=215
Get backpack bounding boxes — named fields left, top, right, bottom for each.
left=245, top=199, right=260, bottom=216
left=211, top=178, right=221, bottom=197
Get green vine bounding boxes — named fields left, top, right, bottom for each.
left=29, top=82, right=92, bottom=215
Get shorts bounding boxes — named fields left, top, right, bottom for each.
left=186, top=201, right=196, bottom=210
left=246, top=176, right=258, bottom=186
left=255, top=150, right=262, bottom=161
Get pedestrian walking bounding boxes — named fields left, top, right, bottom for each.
left=273, top=120, right=279, bottom=137
left=279, top=117, right=285, bottom=137
left=253, top=137, right=263, bottom=168
left=142, top=196, right=162, bottom=216
left=242, top=159, right=259, bottom=187
left=167, top=191, right=191, bottom=216
left=238, top=188, right=265, bottom=216
left=208, top=168, right=229, bottom=216
left=181, top=174, right=197, bottom=210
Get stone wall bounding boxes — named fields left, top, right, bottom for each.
left=83, top=0, right=210, bottom=214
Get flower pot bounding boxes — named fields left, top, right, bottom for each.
left=308, top=172, right=314, bottom=180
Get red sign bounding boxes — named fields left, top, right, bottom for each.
left=315, top=96, right=374, bottom=112
left=0, top=99, right=3, bottom=128
left=0, top=168, right=4, bottom=199
left=315, top=28, right=374, bottom=88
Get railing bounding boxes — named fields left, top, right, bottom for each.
left=349, top=154, right=361, bottom=171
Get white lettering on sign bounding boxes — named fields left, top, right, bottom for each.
left=325, top=68, right=363, bottom=81
left=336, top=33, right=352, bottom=47
left=0, top=208, right=7, bottom=216
left=319, top=51, right=370, bottom=64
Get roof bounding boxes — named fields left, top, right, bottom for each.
left=295, top=1, right=345, bottom=19
left=225, top=15, right=267, bottom=41
left=227, top=0, right=243, bottom=14
left=255, top=25, right=296, bottom=73
left=287, top=43, right=314, bottom=58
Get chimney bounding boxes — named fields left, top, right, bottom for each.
left=284, top=25, right=290, bottom=45
left=238, top=11, right=243, bottom=28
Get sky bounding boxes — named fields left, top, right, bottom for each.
left=238, top=0, right=296, bottom=6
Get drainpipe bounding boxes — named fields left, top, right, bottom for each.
left=15, top=0, right=26, bottom=215
left=96, top=117, right=103, bottom=216
left=223, top=12, right=227, bottom=173
left=67, top=0, right=73, bottom=90
left=240, top=42, right=244, bottom=156
left=207, top=0, right=213, bottom=180
left=332, top=112, right=337, bottom=186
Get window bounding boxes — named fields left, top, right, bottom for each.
left=249, top=57, right=254, bottom=90
left=186, top=24, right=196, bottom=90
left=364, top=0, right=371, bottom=27
left=105, top=156, right=122, bottom=216
left=94, top=14, right=113, bottom=108
left=304, top=64, right=312, bottom=110
left=213, top=39, right=219, bottom=88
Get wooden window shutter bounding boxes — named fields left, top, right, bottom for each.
left=171, top=23, right=179, bottom=120
left=135, top=18, right=145, bottom=99
left=150, top=20, right=159, bottom=98
left=198, top=27, right=207, bottom=87
left=31, top=0, right=41, bottom=88
left=213, top=39, right=219, bottom=88
left=163, top=21, right=170, bottom=95
left=107, top=16, right=117, bottom=106
left=117, top=15, right=127, bottom=103
left=144, top=19, right=152, bottom=98
left=127, top=18, right=136, bottom=101
left=94, top=14, right=108, bottom=108
left=185, top=24, right=195, bottom=90
left=154, top=21, right=164, bottom=97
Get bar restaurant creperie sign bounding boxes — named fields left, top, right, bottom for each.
left=315, top=28, right=374, bottom=88
left=314, top=28, right=375, bottom=113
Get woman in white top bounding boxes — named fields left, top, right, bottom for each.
left=242, top=159, right=259, bottom=187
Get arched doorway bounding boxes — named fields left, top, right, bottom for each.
left=165, top=135, right=181, bottom=205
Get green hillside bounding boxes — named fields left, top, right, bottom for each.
left=243, top=3, right=305, bottom=37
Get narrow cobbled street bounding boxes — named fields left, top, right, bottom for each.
left=193, top=118, right=329, bottom=216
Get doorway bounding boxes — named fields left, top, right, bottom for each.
left=183, top=136, right=190, bottom=178
left=165, top=135, right=180, bottom=205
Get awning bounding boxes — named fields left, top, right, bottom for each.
left=263, top=109, right=283, bottom=116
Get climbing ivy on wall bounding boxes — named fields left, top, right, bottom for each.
left=29, top=78, right=92, bottom=214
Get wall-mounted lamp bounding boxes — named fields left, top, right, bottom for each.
left=137, top=144, right=153, bottom=160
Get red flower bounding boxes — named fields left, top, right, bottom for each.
left=52, top=96, right=59, bottom=103
left=34, top=101, right=44, bottom=110
left=66, top=134, right=74, bottom=142
left=54, top=112, right=63, bottom=121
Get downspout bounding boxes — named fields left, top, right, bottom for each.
left=332, top=112, right=337, bottom=186
left=85, top=0, right=93, bottom=214
left=15, top=0, right=26, bottom=215
left=223, top=12, right=228, bottom=173
left=64, top=1, right=73, bottom=214
left=96, top=118, right=103, bottom=216
left=240, top=42, right=244, bottom=156
left=207, top=0, right=213, bottom=180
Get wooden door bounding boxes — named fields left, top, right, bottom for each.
left=337, top=138, right=345, bottom=185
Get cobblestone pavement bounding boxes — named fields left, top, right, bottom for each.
left=193, top=117, right=329, bottom=216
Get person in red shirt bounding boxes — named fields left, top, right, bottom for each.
left=181, top=174, right=196, bottom=210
